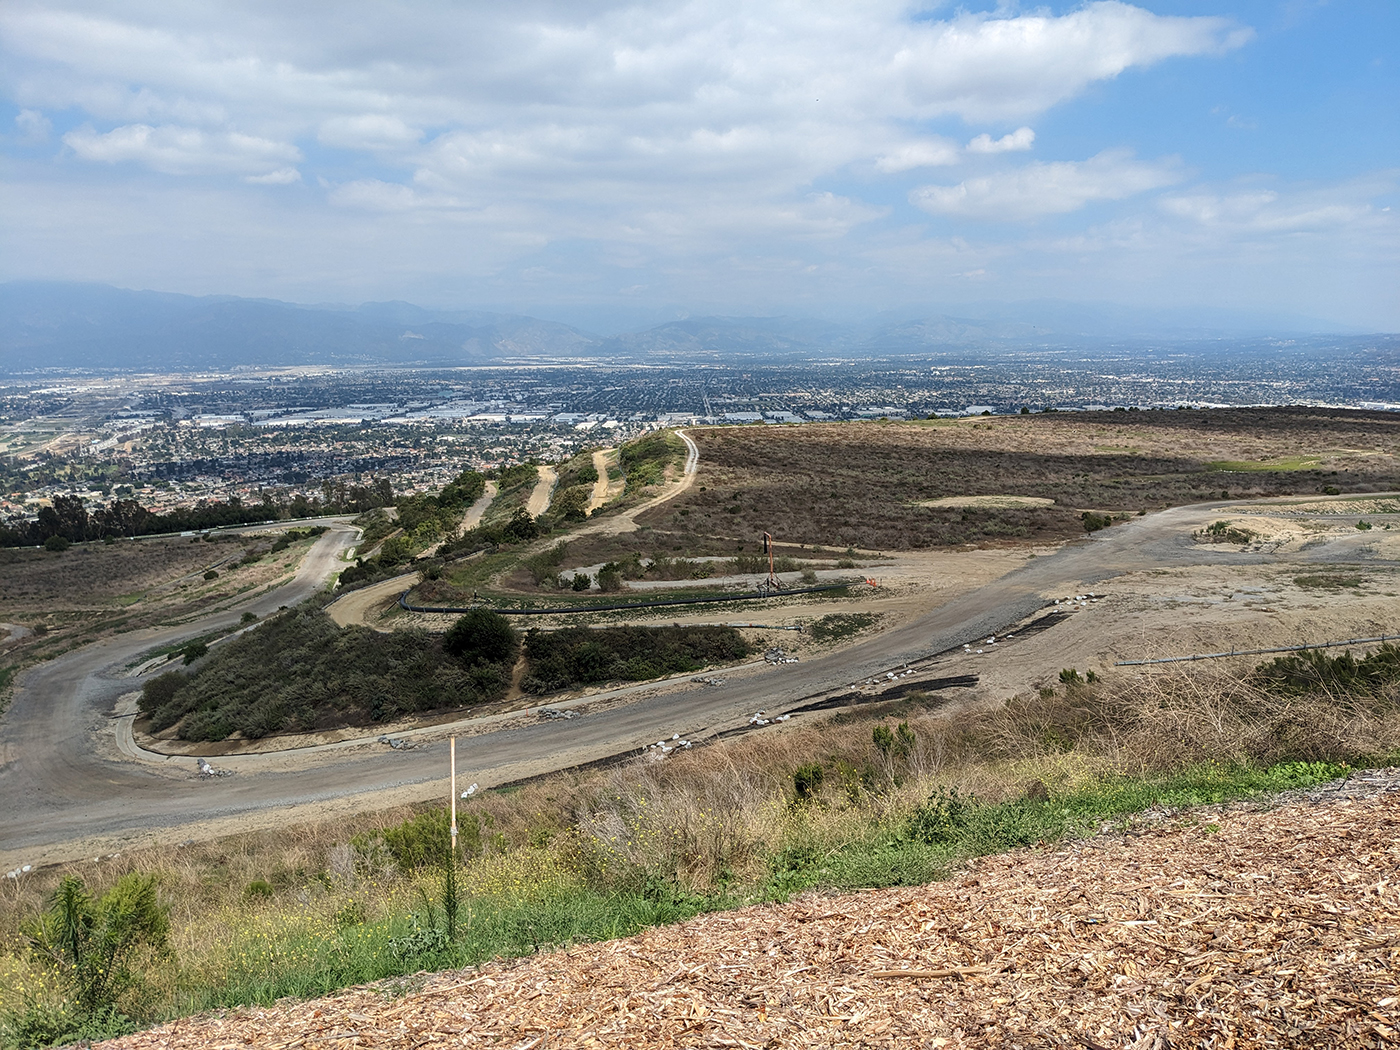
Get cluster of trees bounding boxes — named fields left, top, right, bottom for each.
left=0, top=478, right=400, bottom=549
left=136, top=605, right=755, bottom=740
left=138, top=605, right=515, bottom=741
left=520, top=624, right=748, bottom=693
left=0, top=494, right=281, bottom=548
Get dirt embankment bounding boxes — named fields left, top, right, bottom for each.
left=100, top=778, right=1400, bottom=1050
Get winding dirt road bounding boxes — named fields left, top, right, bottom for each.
left=525, top=465, right=557, bottom=517
left=5, top=494, right=1396, bottom=868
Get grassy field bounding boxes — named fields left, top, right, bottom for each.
left=3, top=649, right=1398, bottom=1047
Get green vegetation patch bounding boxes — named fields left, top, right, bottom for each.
left=1197, top=519, right=1256, bottom=544
left=619, top=431, right=683, bottom=495
left=521, top=624, right=749, bottom=693
left=138, top=607, right=513, bottom=741
left=1293, top=573, right=1364, bottom=590
left=807, top=612, right=880, bottom=641
left=765, top=758, right=1353, bottom=898
left=1251, top=642, right=1400, bottom=697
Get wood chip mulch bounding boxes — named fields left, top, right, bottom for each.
left=101, top=785, right=1400, bottom=1050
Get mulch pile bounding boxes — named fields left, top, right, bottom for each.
left=102, top=782, right=1399, bottom=1049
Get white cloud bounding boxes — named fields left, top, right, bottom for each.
left=911, top=149, right=1184, bottom=220
left=317, top=114, right=422, bottom=152
left=62, top=123, right=299, bottom=176
left=876, top=138, right=961, bottom=173
left=329, top=179, right=432, bottom=211
left=244, top=167, right=301, bottom=185
left=967, top=127, right=1035, bottom=154
left=14, top=107, right=51, bottom=142
left=1158, top=189, right=1369, bottom=232
left=2, top=0, right=1247, bottom=186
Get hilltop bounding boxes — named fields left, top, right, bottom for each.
left=98, top=776, right=1399, bottom=1049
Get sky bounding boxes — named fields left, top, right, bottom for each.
left=1, top=0, right=1397, bottom=332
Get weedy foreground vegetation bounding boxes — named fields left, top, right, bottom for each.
left=5, top=647, right=1400, bottom=1047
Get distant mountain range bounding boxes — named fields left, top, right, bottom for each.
left=0, top=282, right=1379, bottom=373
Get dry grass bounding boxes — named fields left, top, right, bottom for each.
left=638, top=410, right=1400, bottom=551
left=2, top=664, right=1397, bottom=1044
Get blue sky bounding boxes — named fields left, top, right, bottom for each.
left=1, top=1, right=1395, bottom=332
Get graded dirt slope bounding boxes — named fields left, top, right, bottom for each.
left=99, top=780, right=1400, bottom=1049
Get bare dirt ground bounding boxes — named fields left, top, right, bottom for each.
left=585, top=449, right=622, bottom=513
left=98, top=778, right=1400, bottom=1050
left=526, top=466, right=558, bottom=517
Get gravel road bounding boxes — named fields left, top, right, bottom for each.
left=0, top=497, right=1392, bottom=865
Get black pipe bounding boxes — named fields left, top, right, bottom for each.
left=398, top=582, right=854, bottom=616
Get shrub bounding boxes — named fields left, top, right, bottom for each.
left=444, top=610, right=520, bottom=668
left=142, top=607, right=512, bottom=740
left=1252, top=643, right=1400, bottom=698
left=873, top=721, right=915, bottom=759
left=808, top=613, right=877, bottom=641
left=905, top=787, right=970, bottom=844
left=791, top=763, right=825, bottom=802
left=1199, top=520, right=1255, bottom=544
left=43, top=535, right=70, bottom=552
left=503, top=508, right=540, bottom=542
left=203, top=569, right=219, bottom=581
left=22, top=873, right=169, bottom=1015
left=243, top=879, right=274, bottom=900
left=1080, top=511, right=1112, bottom=533
left=571, top=572, right=592, bottom=591
left=521, top=625, right=749, bottom=692
left=181, top=641, right=208, bottom=665
left=138, top=671, right=187, bottom=720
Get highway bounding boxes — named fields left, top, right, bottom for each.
left=0, top=498, right=1389, bottom=863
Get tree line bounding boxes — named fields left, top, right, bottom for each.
left=0, top=478, right=396, bottom=548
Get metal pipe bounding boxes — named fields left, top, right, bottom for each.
left=1115, top=633, right=1399, bottom=666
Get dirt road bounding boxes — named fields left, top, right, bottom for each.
left=584, top=449, right=617, bottom=513
left=4, top=495, right=1396, bottom=868
left=525, top=466, right=557, bottom=517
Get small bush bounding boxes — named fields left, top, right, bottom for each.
left=182, top=641, right=209, bottom=665
left=23, top=873, right=169, bottom=1015
left=444, top=610, right=520, bottom=667
left=791, top=763, right=825, bottom=803
left=571, top=573, right=591, bottom=591
left=243, top=880, right=274, bottom=900
left=43, top=535, right=71, bottom=552
left=1080, top=511, right=1112, bottom=533
left=809, top=613, right=877, bottom=641
left=203, top=569, right=219, bottom=581
left=503, top=508, right=541, bottom=543
left=906, top=787, right=970, bottom=844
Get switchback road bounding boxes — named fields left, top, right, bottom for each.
left=0, top=497, right=1393, bottom=865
